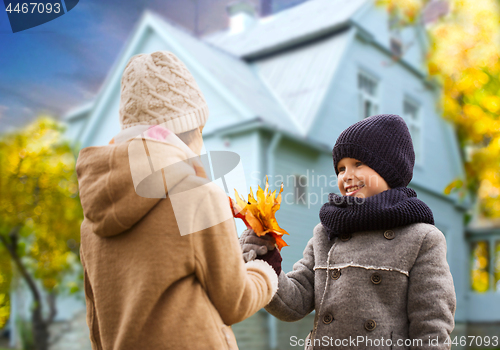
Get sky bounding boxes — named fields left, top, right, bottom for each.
left=0, top=0, right=308, bottom=133
left=0, top=0, right=220, bottom=132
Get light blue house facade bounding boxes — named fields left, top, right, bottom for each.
left=57, top=0, right=498, bottom=348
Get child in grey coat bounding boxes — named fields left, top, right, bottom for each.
left=240, top=114, right=456, bottom=350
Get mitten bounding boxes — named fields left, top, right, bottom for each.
left=239, top=229, right=276, bottom=263
left=257, top=248, right=282, bottom=277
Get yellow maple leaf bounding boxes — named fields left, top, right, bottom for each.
left=230, top=176, right=289, bottom=251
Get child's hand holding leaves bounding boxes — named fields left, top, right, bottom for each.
left=239, top=229, right=276, bottom=262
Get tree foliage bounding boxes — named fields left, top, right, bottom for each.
left=0, top=116, right=83, bottom=346
left=377, top=0, right=500, bottom=219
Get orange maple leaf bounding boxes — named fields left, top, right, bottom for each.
left=229, top=176, right=289, bottom=251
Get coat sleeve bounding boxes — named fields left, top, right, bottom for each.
left=191, top=184, right=278, bottom=326
left=264, top=237, right=315, bottom=322
left=407, top=227, right=456, bottom=350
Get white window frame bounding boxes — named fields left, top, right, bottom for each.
left=358, top=71, right=379, bottom=120
left=402, top=98, right=423, bottom=166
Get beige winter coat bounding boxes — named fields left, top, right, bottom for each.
left=76, top=139, right=278, bottom=350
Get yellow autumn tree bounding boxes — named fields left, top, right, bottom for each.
left=377, top=0, right=500, bottom=219
left=0, top=116, right=83, bottom=350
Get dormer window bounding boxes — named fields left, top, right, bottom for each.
left=388, top=13, right=403, bottom=59
left=358, top=71, right=379, bottom=119
left=390, top=36, right=403, bottom=57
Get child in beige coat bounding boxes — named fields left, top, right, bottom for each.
left=77, top=51, right=278, bottom=350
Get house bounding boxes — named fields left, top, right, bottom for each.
left=10, top=0, right=498, bottom=348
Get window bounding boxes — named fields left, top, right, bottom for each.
left=358, top=72, right=379, bottom=120
left=403, top=99, right=422, bottom=164
left=293, top=174, right=307, bottom=205
left=469, top=238, right=500, bottom=293
left=471, top=241, right=490, bottom=293
left=388, top=13, right=404, bottom=58
left=390, top=37, right=403, bottom=57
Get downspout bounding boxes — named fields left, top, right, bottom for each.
left=266, top=131, right=282, bottom=350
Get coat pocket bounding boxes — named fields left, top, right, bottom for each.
left=221, top=324, right=238, bottom=350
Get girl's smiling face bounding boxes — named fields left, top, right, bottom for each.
left=337, top=157, right=390, bottom=198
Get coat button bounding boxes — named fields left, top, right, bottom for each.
left=323, top=313, right=333, bottom=324
left=364, top=319, right=376, bottom=331
left=370, top=272, right=382, bottom=284
left=331, top=269, right=341, bottom=280
left=340, top=233, right=351, bottom=241
left=383, top=230, right=395, bottom=240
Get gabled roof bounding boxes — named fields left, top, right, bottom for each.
left=205, top=0, right=367, bottom=58
left=72, top=10, right=305, bottom=147
left=67, top=0, right=436, bottom=149
left=254, top=28, right=353, bottom=133
left=147, top=12, right=302, bottom=136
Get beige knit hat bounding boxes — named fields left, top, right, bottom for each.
left=119, top=51, right=209, bottom=133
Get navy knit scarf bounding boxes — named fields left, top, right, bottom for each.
left=319, top=187, right=434, bottom=240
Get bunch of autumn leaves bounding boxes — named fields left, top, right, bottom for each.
left=229, top=176, right=289, bottom=251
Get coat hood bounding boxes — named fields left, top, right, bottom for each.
left=76, top=139, right=196, bottom=237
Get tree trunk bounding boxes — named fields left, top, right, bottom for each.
left=0, top=227, right=55, bottom=350
left=32, top=305, right=49, bottom=350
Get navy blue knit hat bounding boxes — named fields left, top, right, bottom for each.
left=332, top=114, right=415, bottom=188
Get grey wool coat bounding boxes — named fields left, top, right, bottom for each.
left=265, top=222, right=456, bottom=350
